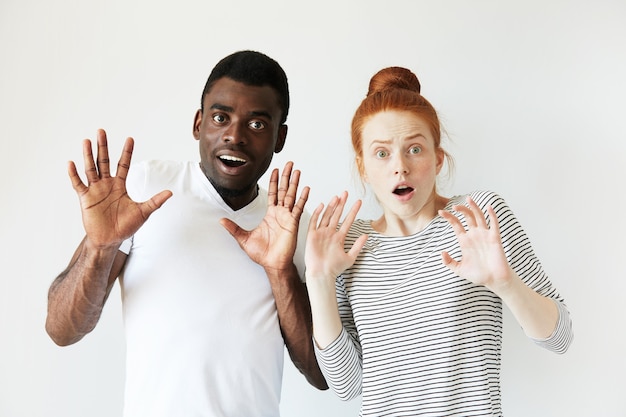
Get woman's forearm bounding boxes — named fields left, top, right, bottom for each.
left=306, top=275, right=343, bottom=349
left=492, top=272, right=559, bottom=339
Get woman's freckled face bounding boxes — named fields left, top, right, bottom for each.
left=360, top=110, right=444, bottom=226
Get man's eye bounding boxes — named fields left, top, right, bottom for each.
left=212, top=114, right=227, bottom=124
left=409, top=146, right=422, bottom=155
left=249, top=120, right=265, bottom=130
left=376, top=150, right=389, bottom=158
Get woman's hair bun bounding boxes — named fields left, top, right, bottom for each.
left=367, top=66, right=421, bottom=97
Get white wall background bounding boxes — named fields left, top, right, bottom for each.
left=1, top=0, right=624, bottom=416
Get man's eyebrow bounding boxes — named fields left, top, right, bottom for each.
left=209, top=103, right=233, bottom=113
left=249, top=110, right=273, bottom=120
left=208, top=103, right=274, bottom=120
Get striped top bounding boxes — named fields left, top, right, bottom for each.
left=315, top=191, right=573, bottom=417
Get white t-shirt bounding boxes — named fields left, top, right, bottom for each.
left=118, top=160, right=307, bottom=417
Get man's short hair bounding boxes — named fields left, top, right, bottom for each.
left=201, top=50, right=289, bottom=124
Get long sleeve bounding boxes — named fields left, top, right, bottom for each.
left=531, top=300, right=573, bottom=353
left=314, top=276, right=363, bottom=400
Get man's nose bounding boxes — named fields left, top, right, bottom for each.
left=222, top=123, right=247, bottom=145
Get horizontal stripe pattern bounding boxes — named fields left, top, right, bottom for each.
left=315, top=191, right=573, bottom=416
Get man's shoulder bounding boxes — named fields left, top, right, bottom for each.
left=133, top=160, right=195, bottom=180
left=135, top=159, right=190, bottom=172
left=127, top=160, right=195, bottom=194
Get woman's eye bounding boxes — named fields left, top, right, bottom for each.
left=249, top=120, right=265, bottom=130
left=409, top=146, right=422, bottom=155
left=212, top=114, right=226, bottom=124
left=376, top=150, right=389, bottom=158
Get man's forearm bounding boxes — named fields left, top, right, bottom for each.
left=45, top=238, right=121, bottom=346
left=266, top=264, right=328, bottom=390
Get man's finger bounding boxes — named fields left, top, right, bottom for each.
left=82, top=139, right=98, bottom=184
left=291, top=185, right=310, bottom=220
left=116, top=137, right=135, bottom=181
left=267, top=169, right=279, bottom=206
left=276, top=161, right=294, bottom=206
left=68, top=161, right=88, bottom=195
left=283, top=168, right=301, bottom=209
left=96, top=129, right=112, bottom=179
left=140, top=190, right=173, bottom=218
left=219, top=218, right=249, bottom=250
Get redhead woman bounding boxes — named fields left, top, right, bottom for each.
left=305, top=66, right=573, bottom=416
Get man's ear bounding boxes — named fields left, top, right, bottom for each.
left=192, top=109, right=202, bottom=140
left=274, top=124, right=288, bottom=153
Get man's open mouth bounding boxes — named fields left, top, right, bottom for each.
left=219, top=155, right=247, bottom=168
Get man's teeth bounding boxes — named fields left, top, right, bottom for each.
left=220, top=155, right=246, bottom=163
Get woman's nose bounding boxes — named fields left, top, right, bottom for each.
left=393, top=155, right=409, bottom=175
